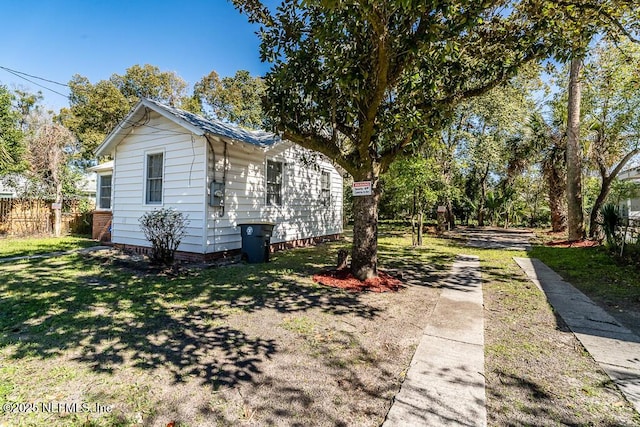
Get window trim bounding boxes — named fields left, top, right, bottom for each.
left=144, top=151, right=165, bottom=206
left=320, top=170, right=331, bottom=206
left=266, top=159, right=283, bottom=206
left=97, top=174, right=112, bottom=210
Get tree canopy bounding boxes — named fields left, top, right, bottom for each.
left=194, top=70, right=266, bottom=129
left=59, top=65, right=193, bottom=160
left=233, top=0, right=638, bottom=278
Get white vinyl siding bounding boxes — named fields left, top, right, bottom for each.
left=205, top=141, right=343, bottom=253
left=108, top=108, right=342, bottom=256
left=110, top=110, right=206, bottom=254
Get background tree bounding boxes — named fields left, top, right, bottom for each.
left=110, top=64, right=189, bottom=107
left=566, top=55, right=586, bottom=241
left=60, top=65, right=193, bottom=160
left=534, top=113, right=568, bottom=232
left=582, top=39, right=640, bottom=237
left=23, top=110, right=75, bottom=236
left=457, top=79, right=534, bottom=226
left=382, top=155, right=441, bottom=246
left=0, top=85, right=25, bottom=174
left=232, top=0, right=610, bottom=279
left=194, top=70, right=265, bottom=129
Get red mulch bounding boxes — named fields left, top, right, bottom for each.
left=313, top=269, right=404, bottom=293
left=545, top=239, right=600, bottom=248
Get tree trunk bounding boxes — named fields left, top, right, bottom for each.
left=477, top=165, right=489, bottom=227
left=53, top=180, right=63, bottom=237
left=588, top=182, right=611, bottom=239
left=417, top=211, right=423, bottom=246
left=351, top=183, right=379, bottom=280
left=411, top=189, right=417, bottom=246
left=566, top=57, right=585, bottom=241
left=446, top=199, right=455, bottom=230
left=549, top=185, right=567, bottom=232
left=544, top=148, right=567, bottom=232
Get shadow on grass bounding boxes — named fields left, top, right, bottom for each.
left=0, top=246, right=385, bottom=389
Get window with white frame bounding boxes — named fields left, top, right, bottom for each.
left=98, top=174, right=112, bottom=209
left=146, top=153, right=163, bottom=204
left=321, top=170, right=331, bottom=206
left=266, top=160, right=283, bottom=205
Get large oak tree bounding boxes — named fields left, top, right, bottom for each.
left=232, top=0, right=639, bottom=279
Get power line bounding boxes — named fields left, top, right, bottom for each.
left=0, top=65, right=70, bottom=99
left=0, top=66, right=68, bottom=87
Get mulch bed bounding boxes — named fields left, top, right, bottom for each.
left=313, top=269, right=404, bottom=293
left=545, top=239, right=600, bottom=248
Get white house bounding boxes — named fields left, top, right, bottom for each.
left=91, top=98, right=343, bottom=260
left=618, top=167, right=640, bottom=220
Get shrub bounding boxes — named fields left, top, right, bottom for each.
left=139, top=208, right=189, bottom=265
left=600, top=203, right=622, bottom=250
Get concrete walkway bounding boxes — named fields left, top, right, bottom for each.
left=515, top=257, right=640, bottom=414
left=383, top=255, right=486, bottom=426
left=448, top=227, right=534, bottom=251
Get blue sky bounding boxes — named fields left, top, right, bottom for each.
left=0, top=0, right=271, bottom=112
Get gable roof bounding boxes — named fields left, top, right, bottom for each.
left=95, top=98, right=280, bottom=157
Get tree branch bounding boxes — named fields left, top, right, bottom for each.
left=554, top=1, right=640, bottom=43
left=282, top=128, right=358, bottom=176
left=379, top=131, right=414, bottom=173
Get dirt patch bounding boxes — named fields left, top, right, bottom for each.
left=545, top=239, right=600, bottom=248
left=313, top=269, right=403, bottom=293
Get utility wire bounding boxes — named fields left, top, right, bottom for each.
left=0, top=66, right=68, bottom=87
left=0, top=65, right=70, bottom=99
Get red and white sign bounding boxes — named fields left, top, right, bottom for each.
left=51, top=202, right=62, bottom=210
left=352, top=181, right=372, bottom=196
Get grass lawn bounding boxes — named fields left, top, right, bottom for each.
left=529, top=243, right=640, bottom=335
left=0, top=230, right=453, bottom=426
left=0, top=235, right=98, bottom=259
left=0, top=228, right=638, bottom=426
left=476, top=245, right=639, bottom=426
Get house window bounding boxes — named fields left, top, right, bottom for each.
left=266, top=160, right=283, bottom=205
left=321, top=170, right=331, bottom=206
left=146, top=153, right=163, bottom=204
left=98, top=175, right=112, bottom=209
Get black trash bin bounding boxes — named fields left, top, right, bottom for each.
left=239, top=222, right=275, bottom=263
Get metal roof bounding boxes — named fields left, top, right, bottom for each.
left=95, top=98, right=280, bottom=157
left=143, top=99, right=280, bottom=147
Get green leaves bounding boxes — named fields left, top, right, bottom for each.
left=60, top=65, right=191, bottom=160
left=193, top=70, right=266, bottom=129
left=0, top=85, right=25, bottom=174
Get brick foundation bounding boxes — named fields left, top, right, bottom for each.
left=112, top=233, right=342, bottom=263
left=92, top=211, right=112, bottom=242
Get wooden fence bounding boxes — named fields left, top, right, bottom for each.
left=0, top=197, right=91, bottom=237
